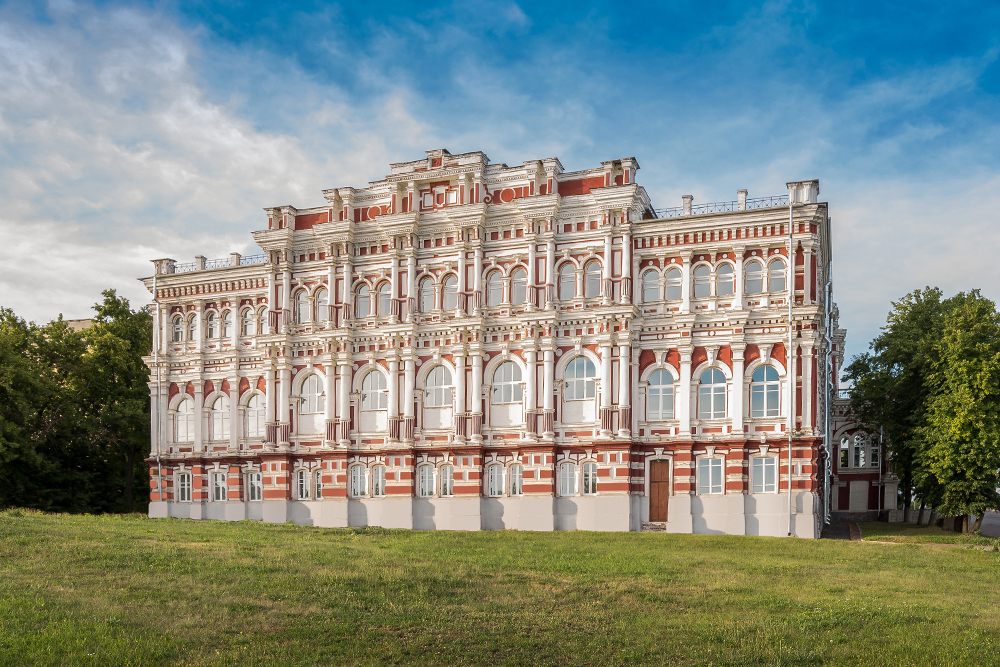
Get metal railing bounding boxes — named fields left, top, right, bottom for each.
left=173, top=262, right=196, bottom=273
left=240, top=254, right=267, bottom=266
left=746, top=195, right=789, bottom=209
left=204, top=258, right=230, bottom=270
left=651, top=194, right=790, bottom=219
left=692, top=200, right=737, bottom=215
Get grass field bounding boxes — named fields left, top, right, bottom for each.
left=2, top=510, right=1000, bottom=666
left=859, top=521, right=1000, bottom=546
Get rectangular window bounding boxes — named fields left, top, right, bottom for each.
left=213, top=472, right=227, bottom=502
left=441, top=465, right=454, bottom=497
left=248, top=472, right=262, bottom=501
left=419, top=466, right=434, bottom=498
left=509, top=464, right=523, bottom=496
left=752, top=457, right=777, bottom=493
left=351, top=466, right=367, bottom=498
left=559, top=463, right=576, bottom=497
left=297, top=470, right=309, bottom=500
left=315, top=471, right=323, bottom=500
left=697, top=458, right=724, bottom=495
left=583, top=462, right=598, bottom=495
left=177, top=472, right=192, bottom=502
left=488, top=465, right=503, bottom=497
left=372, top=466, right=386, bottom=497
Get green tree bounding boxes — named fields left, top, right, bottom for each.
left=918, top=291, right=1000, bottom=532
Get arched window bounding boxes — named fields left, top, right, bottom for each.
left=487, top=464, right=503, bottom=497
left=839, top=436, right=850, bottom=468
left=356, top=285, right=371, bottom=318
left=295, top=290, right=309, bottom=324
left=441, top=465, right=454, bottom=496
left=509, top=464, right=523, bottom=496
left=257, top=309, right=269, bottom=335
left=300, top=374, right=324, bottom=414
left=222, top=311, right=233, bottom=338
left=559, top=264, right=575, bottom=300
left=564, top=357, right=596, bottom=400
left=854, top=433, right=867, bottom=467
left=582, top=461, right=598, bottom=495
left=559, top=462, right=576, bottom=496
left=716, top=264, right=734, bottom=296
left=418, top=465, right=434, bottom=497
left=246, top=394, right=264, bottom=438
left=241, top=309, right=254, bottom=336
left=491, top=361, right=522, bottom=404
left=693, top=265, right=711, bottom=298
left=296, top=469, right=309, bottom=500
left=377, top=283, right=391, bottom=316
left=646, top=369, right=675, bottom=420
left=750, top=365, right=780, bottom=418
left=211, top=396, right=230, bottom=440
left=175, top=398, right=194, bottom=442
left=442, top=275, right=458, bottom=310
left=206, top=312, right=217, bottom=338
left=486, top=271, right=502, bottom=307
left=768, top=258, right=786, bottom=292
left=698, top=368, right=727, bottom=419
left=641, top=270, right=659, bottom=303
left=419, top=278, right=434, bottom=312
left=350, top=465, right=367, bottom=498
left=745, top=260, right=764, bottom=294
left=665, top=268, right=682, bottom=300
left=172, top=316, right=183, bottom=342
left=372, top=465, right=386, bottom=497
left=360, top=371, right=388, bottom=411
left=315, top=288, right=328, bottom=322
left=315, top=470, right=323, bottom=499
left=425, top=366, right=453, bottom=408
left=187, top=316, right=196, bottom=341
left=584, top=261, right=601, bottom=298
left=511, top=269, right=527, bottom=305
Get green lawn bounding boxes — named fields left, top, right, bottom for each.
left=2, top=510, right=1000, bottom=666
left=859, top=521, right=1000, bottom=546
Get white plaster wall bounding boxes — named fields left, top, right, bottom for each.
left=575, top=495, right=631, bottom=531
left=666, top=494, right=694, bottom=533
left=148, top=501, right=168, bottom=519
left=412, top=496, right=480, bottom=531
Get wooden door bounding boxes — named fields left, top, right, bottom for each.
left=649, top=461, right=670, bottom=522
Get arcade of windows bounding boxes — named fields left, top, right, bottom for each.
left=640, top=257, right=787, bottom=303
left=839, top=433, right=880, bottom=469
left=696, top=456, right=778, bottom=495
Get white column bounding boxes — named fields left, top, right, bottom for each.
left=470, top=353, right=483, bottom=442
left=342, top=258, right=352, bottom=318
left=388, top=355, right=399, bottom=439
left=324, top=359, right=335, bottom=445
left=193, top=382, right=204, bottom=452
left=803, top=245, right=813, bottom=306
left=733, top=247, right=745, bottom=311
left=527, top=236, right=536, bottom=311
left=618, top=341, right=630, bottom=438
left=265, top=368, right=276, bottom=443
left=390, top=253, right=399, bottom=323
left=326, top=263, right=336, bottom=324
left=454, top=350, right=466, bottom=440
left=473, top=245, right=483, bottom=315
left=159, top=306, right=169, bottom=354
left=277, top=367, right=290, bottom=444
left=229, top=377, right=238, bottom=451
left=525, top=346, right=537, bottom=436
left=267, top=272, right=276, bottom=323
left=403, top=356, right=415, bottom=442
left=731, top=344, right=745, bottom=434
left=545, top=240, right=555, bottom=309
left=457, top=241, right=467, bottom=314
left=281, top=270, right=291, bottom=332
left=195, top=301, right=204, bottom=353
left=405, top=253, right=416, bottom=322
left=338, top=360, right=352, bottom=446
left=681, top=254, right=692, bottom=313
left=621, top=230, right=632, bottom=304
left=602, top=233, right=613, bottom=305
left=802, top=344, right=814, bottom=432
left=542, top=347, right=555, bottom=439
left=678, top=349, right=692, bottom=435
left=599, top=343, right=613, bottom=438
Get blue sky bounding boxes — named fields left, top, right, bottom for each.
left=2, top=0, right=999, bottom=363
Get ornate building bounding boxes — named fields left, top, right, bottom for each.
left=143, top=148, right=841, bottom=537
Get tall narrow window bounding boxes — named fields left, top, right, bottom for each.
left=351, top=465, right=367, bottom=498
left=418, top=465, right=434, bottom=497
left=356, top=285, right=371, bottom=318
left=258, top=309, right=269, bottom=335
left=697, top=458, right=723, bottom=495
left=296, top=470, right=309, bottom=500
left=840, top=436, right=850, bottom=469
left=752, top=457, right=777, bottom=493
left=511, top=269, right=527, bottom=304
left=491, top=361, right=522, bottom=404
left=698, top=368, right=727, bottom=419
left=213, top=472, right=227, bottom=502
left=419, top=278, right=434, bottom=312
left=377, top=283, right=392, bottom=316
left=665, top=268, right=682, bottom=300
left=693, top=265, right=711, bottom=298
left=295, top=291, right=309, bottom=323
left=584, top=261, right=601, bottom=298
left=853, top=433, right=867, bottom=467
left=646, top=369, right=675, bottom=420
left=442, top=276, right=458, bottom=310
left=745, top=260, right=764, bottom=294
left=315, top=288, right=329, bottom=323
left=716, top=264, right=734, bottom=296
left=361, top=372, right=388, bottom=410
left=583, top=462, right=598, bottom=495
left=247, top=472, right=262, bottom=501
left=315, top=470, right=323, bottom=499
left=241, top=309, right=254, bottom=336
left=175, top=398, right=194, bottom=442
left=642, top=270, right=659, bottom=303
left=206, top=312, right=217, bottom=338
left=300, top=374, right=324, bottom=414
left=372, top=465, right=386, bottom=497
left=768, top=259, right=786, bottom=292
left=221, top=311, right=233, bottom=338
left=559, top=264, right=576, bottom=300
left=172, top=316, right=183, bottom=342
left=441, top=465, right=454, bottom=496
left=177, top=472, right=192, bottom=502
left=564, top=357, right=597, bottom=400
left=486, top=272, right=502, bottom=307
left=870, top=436, right=881, bottom=468
left=509, top=464, right=523, bottom=496
left=187, top=316, right=196, bottom=341
left=425, top=366, right=453, bottom=407
left=559, top=462, right=576, bottom=496
left=488, top=464, right=503, bottom=497
left=750, top=366, right=781, bottom=418
left=210, top=396, right=230, bottom=440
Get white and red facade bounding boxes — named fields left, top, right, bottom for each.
left=143, top=148, right=840, bottom=537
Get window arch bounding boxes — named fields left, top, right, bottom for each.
left=486, top=271, right=502, bottom=307
left=360, top=371, right=388, bottom=410
left=245, top=394, right=264, bottom=438
left=582, top=461, right=598, bottom=495
left=210, top=396, right=230, bottom=440
left=745, top=260, right=764, bottom=294
left=665, top=267, right=682, bottom=300
left=206, top=312, right=218, bottom=338
left=377, top=282, right=392, bottom=316
left=559, top=462, right=576, bottom=496
left=356, top=285, right=371, bottom=318
left=241, top=309, right=254, bottom=336
left=511, top=268, right=527, bottom=305
left=300, top=374, right=324, bottom=414
left=419, top=277, right=434, bottom=312
left=750, top=365, right=780, bottom=418
left=698, top=368, right=727, bottom=419
left=315, top=288, right=329, bottom=322
left=175, top=398, right=194, bottom=442
left=646, top=369, right=675, bottom=420
left=172, top=316, right=183, bottom=342
left=424, top=366, right=453, bottom=408
left=558, top=263, right=576, bottom=300
left=564, top=357, right=597, bottom=400
left=716, top=264, right=734, bottom=296
left=442, top=275, right=458, bottom=310
left=584, top=261, right=601, bottom=298
left=768, top=258, right=786, bottom=292
left=295, top=291, right=308, bottom=323
left=487, top=464, right=503, bottom=497
left=350, top=465, right=367, bottom=498
left=693, top=265, right=711, bottom=298
left=641, top=270, right=659, bottom=303
left=187, top=316, right=196, bottom=341
left=258, top=308, right=270, bottom=335
left=492, top=361, right=522, bottom=404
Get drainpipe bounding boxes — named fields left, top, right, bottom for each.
left=824, top=276, right=833, bottom=525
left=787, top=198, right=794, bottom=536
left=153, top=269, right=162, bottom=511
